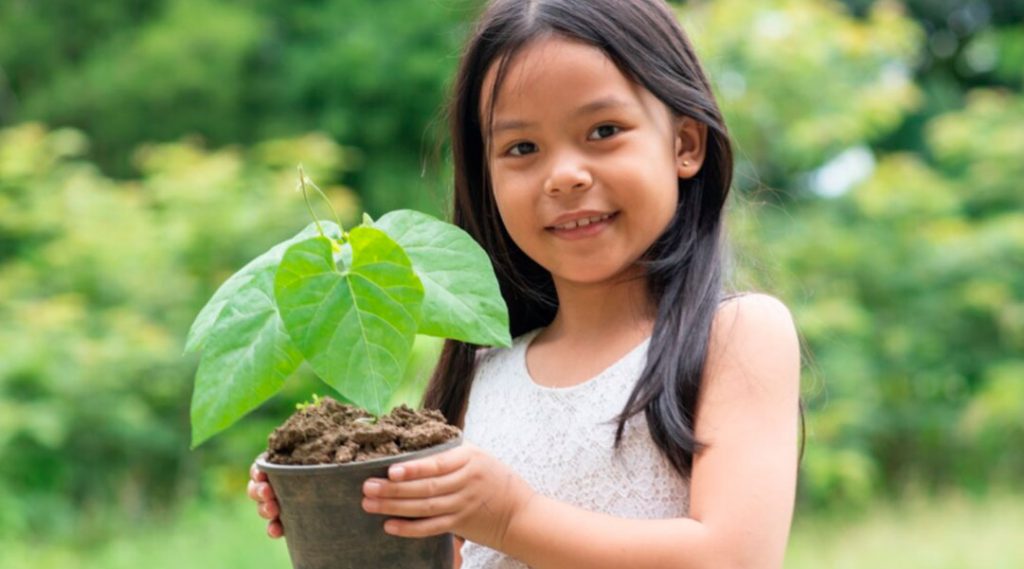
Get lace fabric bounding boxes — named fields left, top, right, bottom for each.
left=460, top=328, right=691, bottom=569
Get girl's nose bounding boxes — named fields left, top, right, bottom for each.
left=543, top=157, right=593, bottom=196
left=540, top=165, right=598, bottom=196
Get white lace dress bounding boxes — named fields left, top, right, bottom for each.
left=460, top=328, right=691, bottom=569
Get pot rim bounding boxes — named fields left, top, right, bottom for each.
left=255, top=435, right=463, bottom=474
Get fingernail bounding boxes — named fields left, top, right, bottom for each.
left=363, top=499, right=379, bottom=513
left=389, top=466, right=405, bottom=480
left=364, top=481, right=381, bottom=496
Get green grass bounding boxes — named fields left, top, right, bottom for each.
left=2, top=500, right=290, bottom=569
left=786, top=491, right=1024, bottom=569
left=3, top=492, right=1022, bottom=568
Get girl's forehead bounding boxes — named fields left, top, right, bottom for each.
left=479, top=36, right=655, bottom=123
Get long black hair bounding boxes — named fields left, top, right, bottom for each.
left=424, top=0, right=737, bottom=478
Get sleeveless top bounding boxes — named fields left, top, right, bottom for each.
left=460, top=328, right=691, bottom=569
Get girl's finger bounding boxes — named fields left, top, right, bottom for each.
left=364, top=468, right=465, bottom=499
left=248, top=481, right=276, bottom=502
left=247, top=479, right=261, bottom=502
left=363, top=492, right=464, bottom=518
left=250, top=463, right=268, bottom=482
left=383, top=514, right=457, bottom=538
left=258, top=499, right=280, bottom=520
left=268, top=520, right=285, bottom=539
left=388, top=446, right=470, bottom=482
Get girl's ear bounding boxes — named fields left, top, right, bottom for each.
left=673, top=116, right=708, bottom=179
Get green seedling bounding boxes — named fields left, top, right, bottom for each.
left=185, top=167, right=511, bottom=447
left=295, top=394, right=325, bottom=412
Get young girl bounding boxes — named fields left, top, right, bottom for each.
left=248, top=0, right=801, bottom=567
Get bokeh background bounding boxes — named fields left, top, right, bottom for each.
left=1, top=0, right=1021, bottom=567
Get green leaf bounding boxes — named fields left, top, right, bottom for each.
left=185, top=222, right=341, bottom=353
left=190, top=274, right=303, bottom=448
left=187, top=222, right=341, bottom=447
left=274, top=228, right=424, bottom=416
left=375, top=210, right=511, bottom=347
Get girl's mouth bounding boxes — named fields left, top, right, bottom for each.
left=545, top=211, right=619, bottom=240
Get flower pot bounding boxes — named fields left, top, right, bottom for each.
left=256, top=436, right=461, bottom=569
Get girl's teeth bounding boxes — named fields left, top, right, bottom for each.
left=554, top=213, right=612, bottom=230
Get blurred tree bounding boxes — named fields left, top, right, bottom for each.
left=0, top=0, right=477, bottom=215
left=683, top=0, right=923, bottom=193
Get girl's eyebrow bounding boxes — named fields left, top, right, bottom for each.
left=574, top=96, right=632, bottom=116
left=491, top=96, right=634, bottom=133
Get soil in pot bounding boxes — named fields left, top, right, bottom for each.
left=264, top=396, right=461, bottom=465
left=258, top=398, right=462, bottom=569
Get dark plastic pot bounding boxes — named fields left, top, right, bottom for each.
left=256, top=436, right=461, bottom=569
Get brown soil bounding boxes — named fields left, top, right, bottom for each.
left=264, top=397, right=461, bottom=465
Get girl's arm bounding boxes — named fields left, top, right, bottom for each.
left=364, top=293, right=801, bottom=569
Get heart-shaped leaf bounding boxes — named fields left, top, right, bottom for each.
left=190, top=273, right=303, bottom=448
left=274, top=227, right=424, bottom=415
left=375, top=210, right=511, bottom=347
left=187, top=222, right=341, bottom=447
left=185, top=222, right=341, bottom=353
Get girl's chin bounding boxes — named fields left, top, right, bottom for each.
left=549, top=263, right=641, bottom=287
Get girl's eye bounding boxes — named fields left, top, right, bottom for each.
left=588, top=124, right=621, bottom=140
left=506, top=142, right=538, bottom=157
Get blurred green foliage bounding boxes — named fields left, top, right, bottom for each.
left=684, top=0, right=923, bottom=187
left=0, top=0, right=474, bottom=214
left=0, top=0, right=1021, bottom=543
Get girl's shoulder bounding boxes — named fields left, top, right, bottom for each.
left=706, top=291, right=800, bottom=385
left=717, top=290, right=792, bottom=312
left=714, top=292, right=795, bottom=334
left=711, top=292, right=797, bottom=353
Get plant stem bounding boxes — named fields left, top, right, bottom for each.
left=297, top=164, right=345, bottom=241
left=298, top=165, right=325, bottom=238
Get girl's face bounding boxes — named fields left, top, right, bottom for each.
left=482, top=36, right=705, bottom=287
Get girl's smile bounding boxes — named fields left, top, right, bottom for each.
left=481, top=35, right=705, bottom=286
left=545, top=210, right=619, bottom=240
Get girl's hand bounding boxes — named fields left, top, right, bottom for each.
left=361, top=442, right=534, bottom=550
left=247, top=462, right=285, bottom=539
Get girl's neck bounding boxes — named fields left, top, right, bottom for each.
left=543, top=267, right=656, bottom=346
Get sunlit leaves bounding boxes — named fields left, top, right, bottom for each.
left=187, top=223, right=341, bottom=446
left=375, top=210, right=511, bottom=348
left=274, top=229, right=423, bottom=416
left=189, top=213, right=510, bottom=441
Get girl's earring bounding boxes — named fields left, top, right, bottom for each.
left=683, top=160, right=691, bottom=167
